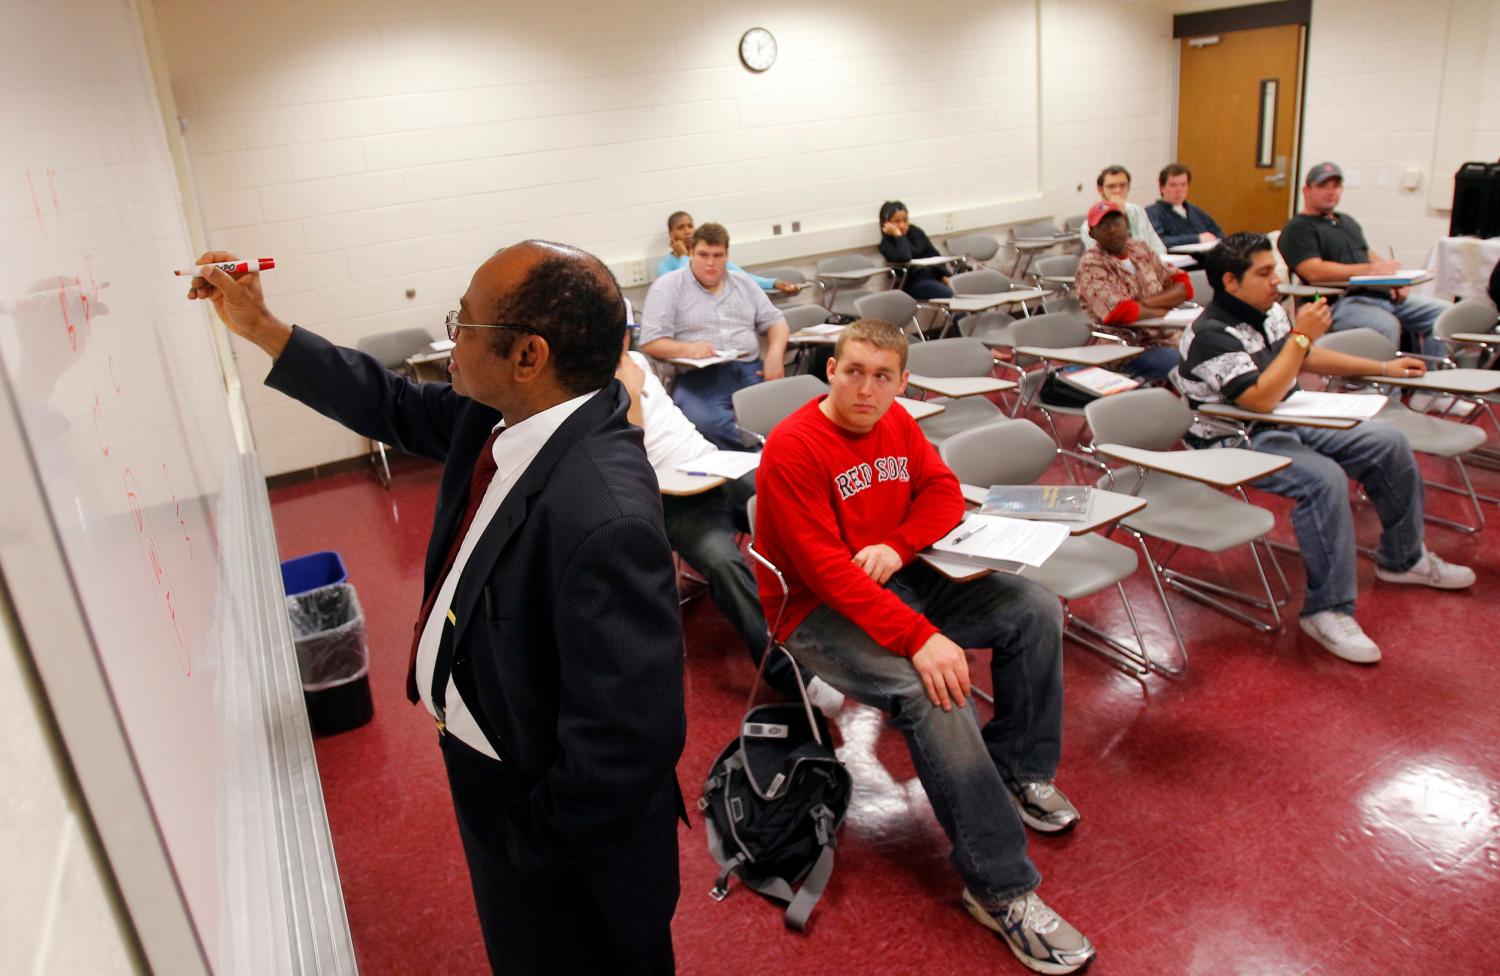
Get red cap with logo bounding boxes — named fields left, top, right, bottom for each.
left=1086, top=200, right=1125, bottom=228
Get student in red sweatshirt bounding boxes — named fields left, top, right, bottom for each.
left=753, top=319, right=1094, bottom=975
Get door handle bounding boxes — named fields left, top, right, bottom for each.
left=1264, top=173, right=1287, bottom=187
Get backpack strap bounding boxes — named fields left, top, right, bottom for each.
left=783, top=844, right=835, bottom=931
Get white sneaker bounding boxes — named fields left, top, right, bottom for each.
left=1299, top=611, right=1381, bottom=664
left=805, top=677, right=846, bottom=719
left=1375, top=547, right=1476, bottom=590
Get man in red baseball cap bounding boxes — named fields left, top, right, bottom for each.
left=1074, top=200, right=1191, bottom=379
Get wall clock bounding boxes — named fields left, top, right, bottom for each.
left=739, top=27, right=777, bottom=72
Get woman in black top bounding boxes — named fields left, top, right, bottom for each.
left=878, top=200, right=954, bottom=300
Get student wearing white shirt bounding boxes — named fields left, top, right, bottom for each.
left=1079, top=165, right=1167, bottom=255
left=616, top=339, right=845, bottom=715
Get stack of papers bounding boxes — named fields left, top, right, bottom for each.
left=927, top=515, right=1069, bottom=574
left=674, top=451, right=761, bottom=479
left=1272, top=391, right=1387, bottom=421
left=798, top=323, right=844, bottom=336
left=668, top=348, right=742, bottom=368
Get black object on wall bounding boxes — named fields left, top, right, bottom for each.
left=1450, top=162, right=1500, bottom=238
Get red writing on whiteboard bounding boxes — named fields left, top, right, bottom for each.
left=47, top=168, right=62, bottom=221
left=56, top=282, right=78, bottom=352
left=25, top=168, right=47, bottom=237
left=161, top=463, right=193, bottom=559
left=92, top=392, right=108, bottom=458
left=124, top=468, right=190, bottom=675
left=108, top=354, right=121, bottom=395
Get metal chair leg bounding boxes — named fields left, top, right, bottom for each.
left=371, top=440, right=391, bottom=489
left=1127, top=528, right=1187, bottom=665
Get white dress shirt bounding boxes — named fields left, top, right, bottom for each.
left=415, top=389, right=597, bottom=758
left=627, top=351, right=716, bottom=472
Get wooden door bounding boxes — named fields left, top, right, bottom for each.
left=1176, top=23, right=1304, bottom=235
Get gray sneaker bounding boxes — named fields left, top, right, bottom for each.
left=963, top=888, right=1096, bottom=974
left=1375, top=547, right=1476, bottom=590
left=1007, top=780, right=1079, bottom=834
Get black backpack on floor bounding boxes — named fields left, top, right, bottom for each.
left=699, top=656, right=852, bottom=931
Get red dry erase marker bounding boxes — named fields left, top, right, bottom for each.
left=173, top=258, right=275, bottom=277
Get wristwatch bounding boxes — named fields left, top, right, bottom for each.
left=1290, top=331, right=1311, bottom=351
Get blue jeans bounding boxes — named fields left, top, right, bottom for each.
left=1331, top=294, right=1445, bottom=358
left=671, top=359, right=762, bottom=450
left=782, top=561, right=1064, bottom=905
left=908, top=278, right=955, bottom=301
left=1248, top=421, right=1424, bottom=615
left=1119, top=344, right=1181, bottom=382
left=660, top=473, right=811, bottom=699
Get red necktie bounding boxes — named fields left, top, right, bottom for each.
left=406, top=427, right=503, bottom=704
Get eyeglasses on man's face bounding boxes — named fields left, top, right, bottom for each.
left=445, top=310, right=542, bottom=342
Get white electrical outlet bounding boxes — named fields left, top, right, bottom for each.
left=620, top=259, right=648, bottom=287
left=943, top=212, right=956, bottom=232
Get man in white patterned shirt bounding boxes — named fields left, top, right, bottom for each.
left=1174, top=232, right=1474, bottom=664
left=639, top=222, right=789, bottom=448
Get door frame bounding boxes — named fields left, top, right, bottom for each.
left=1171, top=0, right=1312, bottom=226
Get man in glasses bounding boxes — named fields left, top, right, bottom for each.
left=188, top=243, right=686, bottom=975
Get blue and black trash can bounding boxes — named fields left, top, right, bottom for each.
left=281, top=551, right=374, bottom=735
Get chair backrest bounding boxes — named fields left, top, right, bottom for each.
left=782, top=304, right=834, bottom=331
left=940, top=419, right=1056, bottom=486
left=756, top=266, right=806, bottom=285
left=1085, top=388, right=1192, bottom=450
left=946, top=233, right=1000, bottom=262
left=1009, top=311, right=1092, bottom=349
left=958, top=308, right=1016, bottom=342
left=905, top=337, right=994, bottom=378
left=1032, top=254, right=1079, bottom=278
left=950, top=269, right=1013, bottom=294
left=733, top=374, right=828, bottom=440
left=356, top=328, right=436, bottom=370
left=1012, top=219, right=1059, bottom=240
left=1188, top=269, right=1210, bottom=301
left=818, top=253, right=879, bottom=273
left=1434, top=298, right=1499, bottom=340
left=1063, top=214, right=1086, bottom=233
left=1314, top=326, right=1395, bottom=360
left=854, top=290, right=919, bottom=329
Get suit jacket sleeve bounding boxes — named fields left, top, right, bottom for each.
left=503, top=513, right=686, bottom=873
left=264, top=325, right=465, bottom=462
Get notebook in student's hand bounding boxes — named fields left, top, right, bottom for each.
left=980, top=485, right=1093, bottom=522
left=926, top=515, right=1069, bottom=574
left=668, top=348, right=742, bottom=368
left=1346, top=270, right=1430, bottom=286
left=1057, top=365, right=1140, bottom=398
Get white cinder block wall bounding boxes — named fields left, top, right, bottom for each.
left=1301, top=0, right=1500, bottom=266
left=153, top=0, right=1174, bottom=476
left=0, top=606, right=140, bottom=975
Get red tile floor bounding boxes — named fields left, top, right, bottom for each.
left=271, top=441, right=1500, bottom=976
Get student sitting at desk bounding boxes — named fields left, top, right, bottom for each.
left=1175, top=232, right=1474, bottom=664
left=657, top=210, right=798, bottom=294
left=1146, top=163, right=1223, bottom=248
left=640, top=222, right=790, bottom=449
left=878, top=200, right=955, bottom=301
left=754, top=318, right=1094, bottom=976
left=1277, top=162, right=1445, bottom=356
left=615, top=338, right=845, bottom=717
left=1080, top=165, right=1166, bottom=255
left=1075, top=201, right=1188, bottom=380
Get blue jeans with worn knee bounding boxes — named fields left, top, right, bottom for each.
left=671, top=359, right=762, bottom=450
left=782, top=561, right=1064, bottom=906
left=1331, top=294, right=1445, bottom=357
left=1248, top=420, right=1425, bottom=615
left=1119, top=344, right=1182, bottom=381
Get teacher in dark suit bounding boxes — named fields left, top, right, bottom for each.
left=189, top=242, right=686, bottom=974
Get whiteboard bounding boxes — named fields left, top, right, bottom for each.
left=0, top=1, right=353, bottom=973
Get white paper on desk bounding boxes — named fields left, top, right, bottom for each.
left=1161, top=307, right=1202, bottom=325
left=1163, top=253, right=1196, bottom=268
left=928, top=515, right=1068, bottom=572
left=674, top=450, right=761, bottom=479
left=800, top=322, right=844, bottom=335
left=1347, top=270, right=1428, bottom=286
left=430, top=338, right=455, bottom=352
left=668, top=348, right=742, bottom=367
left=1273, top=391, right=1387, bottom=421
